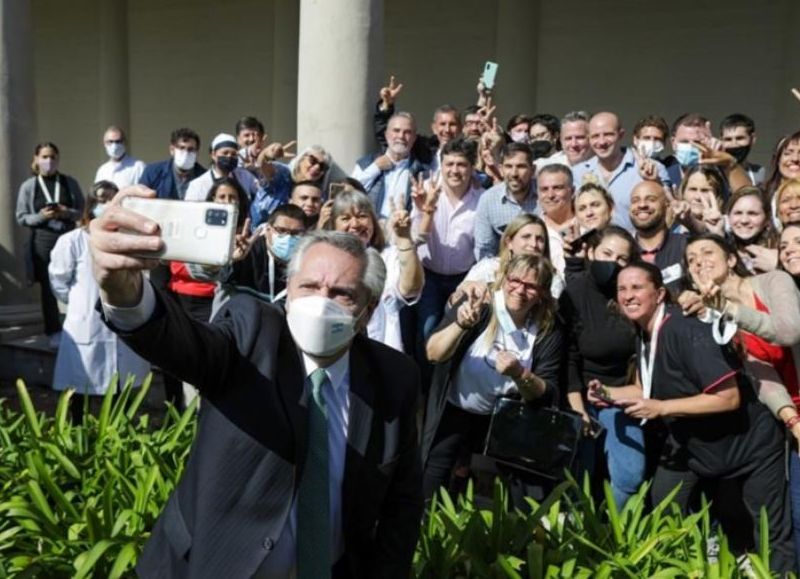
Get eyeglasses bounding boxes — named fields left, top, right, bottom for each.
left=306, top=156, right=328, bottom=171
left=271, top=225, right=305, bottom=236
left=505, top=276, right=540, bottom=296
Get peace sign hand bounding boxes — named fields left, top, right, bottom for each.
left=456, top=288, right=483, bottom=329
left=637, top=155, right=659, bottom=182
left=387, top=197, right=412, bottom=241
left=232, top=218, right=259, bottom=262
left=696, top=142, right=736, bottom=169
left=379, top=75, right=404, bottom=109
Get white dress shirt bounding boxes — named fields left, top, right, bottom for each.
left=95, top=154, right=146, bottom=189
left=102, top=282, right=351, bottom=578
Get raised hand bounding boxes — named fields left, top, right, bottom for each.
left=89, top=185, right=163, bottom=307
left=700, top=191, right=724, bottom=235
left=636, top=155, right=659, bottom=182
left=696, top=142, right=736, bottom=168
left=317, top=199, right=334, bottom=230
left=410, top=174, right=441, bottom=213
left=744, top=244, right=779, bottom=273
left=387, top=197, right=412, bottom=241
left=665, top=185, right=691, bottom=222
left=232, top=217, right=259, bottom=262
left=677, top=290, right=707, bottom=318
left=456, top=288, right=483, bottom=329
left=379, top=75, right=404, bottom=110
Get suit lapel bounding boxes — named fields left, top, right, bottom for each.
left=276, top=324, right=308, bottom=488
left=343, top=338, right=378, bottom=526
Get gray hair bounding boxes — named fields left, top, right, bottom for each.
left=561, top=111, right=590, bottom=125
left=388, top=111, right=417, bottom=132
left=286, top=230, right=387, bottom=304
left=324, top=189, right=386, bottom=251
left=537, top=163, right=574, bottom=189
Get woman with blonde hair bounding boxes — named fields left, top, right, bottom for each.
left=421, top=254, right=563, bottom=498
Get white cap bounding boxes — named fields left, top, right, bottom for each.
left=211, top=133, right=238, bottom=151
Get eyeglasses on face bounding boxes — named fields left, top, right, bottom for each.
left=505, top=276, right=540, bottom=296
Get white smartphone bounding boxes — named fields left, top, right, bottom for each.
left=120, top=197, right=238, bottom=266
left=482, top=61, right=499, bottom=91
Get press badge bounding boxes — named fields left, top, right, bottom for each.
left=661, top=263, right=682, bottom=285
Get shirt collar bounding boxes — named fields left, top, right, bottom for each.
left=501, top=183, right=535, bottom=204
left=301, top=350, right=350, bottom=393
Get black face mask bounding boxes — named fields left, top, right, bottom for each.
left=530, top=139, right=553, bottom=160
left=216, top=155, right=239, bottom=174
left=726, top=144, right=751, bottom=164
left=589, top=260, right=622, bottom=293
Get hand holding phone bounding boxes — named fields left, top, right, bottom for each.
left=481, top=61, right=499, bottom=91
left=121, top=197, right=238, bottom=266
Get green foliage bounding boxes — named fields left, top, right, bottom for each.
left=0, top=381, right=792, bottom=578
left=0, top=377, right=197, bottom=577
left=414, top=474, right=794, bottom=579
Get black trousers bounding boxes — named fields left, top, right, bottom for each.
left=651, top=447, right=795, bottom=574
left=423, top=402, right=491, bottom=500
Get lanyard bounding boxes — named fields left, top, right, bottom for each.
left=266, top=252, right=287, bottom=303
left=639, top=303, right=666, bottom=401
left=37, top=175, right=60, bottom=205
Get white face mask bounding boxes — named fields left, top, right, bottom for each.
left=286, top=295, right=360, bottom=357
left=637, top=139, right=664, bottom=159
left=510, top=131, right=530, bottom=144
left=105, top=142, right=126, bottom=160
left=494, top=290, right=517, bottom=334
left=173, top=149, right=197, bottom=171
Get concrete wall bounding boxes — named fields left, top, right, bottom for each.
left=30, top=0, right=799, bottom=191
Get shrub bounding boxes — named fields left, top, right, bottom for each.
left=0, top=378, right=197, bottom=577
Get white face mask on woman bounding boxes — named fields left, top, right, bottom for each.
left=286, top=295, right=363, bottom=357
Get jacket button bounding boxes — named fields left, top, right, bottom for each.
left=263, top=537, right=274, bottom=551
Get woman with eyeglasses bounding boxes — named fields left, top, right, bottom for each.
left=421, top=254, right=563, bottom=499
left=324, top=188, right=424, bottom=353
left=250, top=144, right=337, bottom=228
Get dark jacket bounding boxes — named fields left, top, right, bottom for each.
left=139, top=159, right=205, bottom=200
left=109, top=287, right=423, bottom=579
left=420, top=296, right=564, bottom=464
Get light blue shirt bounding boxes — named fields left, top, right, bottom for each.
left=351, top=157, right=412, bottom=219
left=102, top=283, right=351, bottom=579
left=473, top=182, right=539, bottom=260
left=571, top=147, right=671, bottom=232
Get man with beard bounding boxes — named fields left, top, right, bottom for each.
left=474, top=142, right=539, bottom=260
left=629, top=180, right=687, bottom=295
left=352, top=112, right=430, bottom=221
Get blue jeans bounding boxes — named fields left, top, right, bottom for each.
left=596, top=406, right=646, bottom=509
left=789, top=449, right=800, bottom=571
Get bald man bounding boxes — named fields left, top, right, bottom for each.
left=629, top=180, right=687, bottom=295
left=572, top=112, right=671, bottom=231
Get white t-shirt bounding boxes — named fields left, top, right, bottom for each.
left=449, top=321, right=537, bottom=414
left=95, top=155, right=146, bottom=189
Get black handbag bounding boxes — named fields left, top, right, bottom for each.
left=482, top=397, right=584, bottom=480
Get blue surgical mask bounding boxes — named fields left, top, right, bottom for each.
left=271, top=233, right=300, bottom=262
left=675, top=142, right=700, bottom=168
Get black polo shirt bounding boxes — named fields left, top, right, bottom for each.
left=644, top=305, right=781, bottom=478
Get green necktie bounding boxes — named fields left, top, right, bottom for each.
left=297, top=368, right=331, bottom=579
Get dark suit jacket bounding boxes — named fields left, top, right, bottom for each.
left=111, top=287, right=423, bottom=578
left=139, top=159, right=205, bottom=200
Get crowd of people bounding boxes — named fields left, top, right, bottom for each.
left=14, top=76, right=800, bottom=573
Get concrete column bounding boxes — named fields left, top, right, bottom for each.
left=297, top=0, right=384, bottom=172
left=494, top=0, right=541, bottom=116
left=98, top=0, right=130, bottom=135
left=0, top=0, right=40, bottom=332
left=271, top=0, right=299, bottom=143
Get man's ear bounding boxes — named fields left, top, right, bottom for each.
left=618, top=128, right=626, bottom=140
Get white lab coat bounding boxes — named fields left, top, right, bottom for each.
left=48, top=229, right=150, bottom=394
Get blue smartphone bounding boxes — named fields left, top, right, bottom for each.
left=482, top=61, right=499, bottom=91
